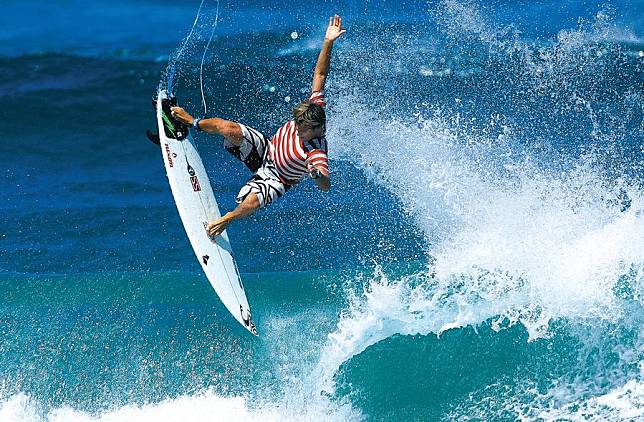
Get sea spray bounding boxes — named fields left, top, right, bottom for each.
left=315, top=2, right=643, bottom=418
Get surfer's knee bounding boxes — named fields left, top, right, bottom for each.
left=215, top=119, right=243, bottom=146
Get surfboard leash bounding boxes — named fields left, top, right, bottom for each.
left=199, top=0, right=221, bottom=115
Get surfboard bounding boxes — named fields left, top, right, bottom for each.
left=153, top=89, right=257, bottom=336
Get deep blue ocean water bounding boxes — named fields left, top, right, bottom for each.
left=1, top=0, right=643, bottom=420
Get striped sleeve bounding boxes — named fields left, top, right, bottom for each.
left=306, top=136, right=329, bottom=176
left=307, top=151, right=329, bottom=176
left=309, top=91, right=326, bottom=107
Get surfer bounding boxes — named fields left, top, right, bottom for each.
left=170, top=15, right=346, bottom=237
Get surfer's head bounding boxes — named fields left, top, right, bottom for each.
left=293, top=101, right=326, bottom=141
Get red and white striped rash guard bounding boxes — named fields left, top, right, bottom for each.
left=269, top=91, right=329, bottom=185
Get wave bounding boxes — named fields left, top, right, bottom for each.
left=312, top=1, right=644, bottom=417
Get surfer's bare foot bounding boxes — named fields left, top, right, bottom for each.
left=207, top=214, right=233, bottom=237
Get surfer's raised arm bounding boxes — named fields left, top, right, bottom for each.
left=312, top=15, right=346, bottom=93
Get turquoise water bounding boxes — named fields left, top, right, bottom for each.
left=1, top=0, right=643, bottom=420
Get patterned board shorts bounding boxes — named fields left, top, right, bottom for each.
left=224, top=124, right=289, bottom=208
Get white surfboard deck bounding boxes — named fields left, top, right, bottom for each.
left=155, top=89, right=257, bottom=335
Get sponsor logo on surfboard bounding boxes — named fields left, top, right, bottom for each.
left=187, top=163, right=201, bottom=191
left=202, top=255, right=209, bottom=265
left=240, top=306, right=257, bottom=335
left=164, top=143, right=174, bottom=167
left=191, top=176, right=201, bottom=191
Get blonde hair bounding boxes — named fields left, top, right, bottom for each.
left=292, top=101, right=326, bottom=129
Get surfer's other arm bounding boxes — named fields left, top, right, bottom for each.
left=171, top=107, right=244, bottom=146
left=312, top=15, right=346, bottom=93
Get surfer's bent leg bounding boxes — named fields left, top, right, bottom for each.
left=236, top=159, right=288, bottom=209
left=208, top=159, right=287, bottom=236
left=224, top=124, right=271, bottom=173
left=169, top=107, right=244, bottom=145
left=199, top=118, right=244, bottom=145
left=207, top=193, right=260, bottom=237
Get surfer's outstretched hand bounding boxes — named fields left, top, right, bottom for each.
left=170, top=106, right=194, bottom=125
left=325, top=15, right=346, bottom=42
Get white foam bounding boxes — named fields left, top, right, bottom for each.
left=0, top=393, right=40, bottom=422
left=0, top=389, right=361, bottom=422
left=537, top=379, right=644, bottom=421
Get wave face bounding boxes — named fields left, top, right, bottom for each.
left=1, top=0, right=643, bottom=420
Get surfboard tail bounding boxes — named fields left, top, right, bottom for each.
left=160, top=96, right=189, bottom=141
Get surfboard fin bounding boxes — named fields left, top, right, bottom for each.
left=147, top=95, right=161, bottom=145
left=146, top=129, right=160, bottom=145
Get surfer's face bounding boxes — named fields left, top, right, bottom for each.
left=296, top=124, right=324, bottom=141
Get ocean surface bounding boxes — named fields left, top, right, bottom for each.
left=1, top=0, right=643, bottom=420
